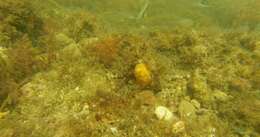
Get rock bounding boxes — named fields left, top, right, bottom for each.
left=172, top=121, right=185, bottom=134
left=60, top=43, right=82, bottom=59
left=155, top=106, right=174, bottom=121
left=55, top=33, right=74, bottom=46
left=110, top=127, right=118, bottom=135
left=178, top=100, right=196, bottom=119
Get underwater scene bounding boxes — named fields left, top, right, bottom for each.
left=0, top=0, right=260, bottom=137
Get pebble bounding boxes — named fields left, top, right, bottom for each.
left=110, top=127, right=118, bottom=134
left=155, top=106, right=174, bottom=121
left=172, top=121, right=185, bottom=134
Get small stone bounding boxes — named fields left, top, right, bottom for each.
left=110, top=127, right=118, bottom=134
left=155, top=106, right=173, bottom=121
left=172, top=121, right=185, bottom=134
left=75, top=87, right=80, bottom=91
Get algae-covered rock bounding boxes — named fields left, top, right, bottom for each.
left=178, top=100, right=197, bottom=120
left=172, top=120, right=186, bottom=134
left=55, top=33, right=74, bottom=47
left=59, top=43, right=82, bottom=60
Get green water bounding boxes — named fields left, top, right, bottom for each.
left=0, top=0, right=259, bottom=137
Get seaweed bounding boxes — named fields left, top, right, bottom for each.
left=0, top=0, right=44, bottom=47
left=0, top=1, right=260, bottom=137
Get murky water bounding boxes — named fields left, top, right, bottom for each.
left=0, top=0, right=259, bottom=137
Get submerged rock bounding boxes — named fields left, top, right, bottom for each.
left=172, top=120, right=185, bottom=134
left=60, top=43, right=82, bottom=59
left=178, top=100, right=197, bottom=119
left=155, top=106, right=174, bottom=121
left=55, top=33, right=74, bottom=47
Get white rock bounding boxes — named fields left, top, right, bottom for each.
left=110, top=127, right=118, bottom=134
left=155, top=106, right=173, bottom=121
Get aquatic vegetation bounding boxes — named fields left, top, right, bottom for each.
left=0, top=0, right=259, bottom=137
left=7, top=36, right=41, bottom=81
left=64, top=11, right=99, bottom=43
left=154, top=106, right=174, bottom=121
left=0, top=0, right=44, bottom=47
left=92, top=35, right=122, bottom=66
